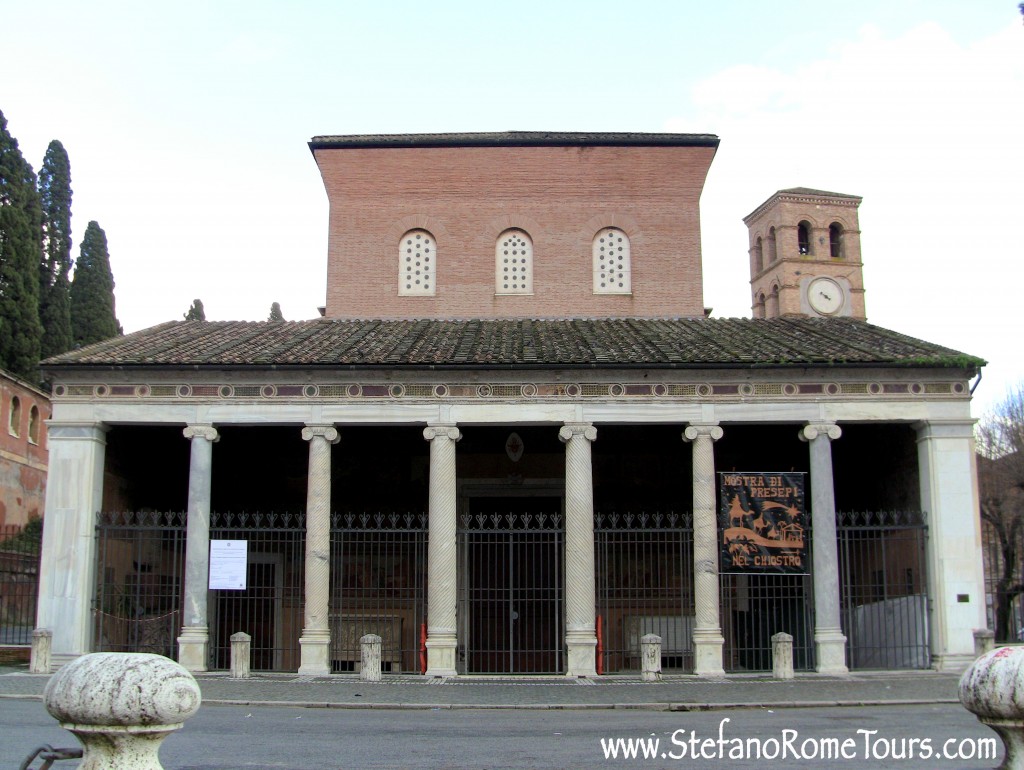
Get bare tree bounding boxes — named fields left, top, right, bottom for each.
left=978, top=384, right=1024, bottom=640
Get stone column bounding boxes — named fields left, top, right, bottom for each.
left=560, top=423, right=598, bottom=677
left=799, top=422, right=848, bottom=675
left=178, top=425, right=219, bottom=672
left=683, top=424, right=725, bottom=677
left=35, top=423, right=107, bottom=667
left=299, top=425, right=339, bottom=676
left=423, top=425, right=461, bottom=676
left=916, top=420, right=986, bottom=672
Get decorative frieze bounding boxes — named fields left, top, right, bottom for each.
left=52, top=378, right=969, bottom=402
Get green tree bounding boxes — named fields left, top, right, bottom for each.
left=184, top=299, right=206, bottom=321
left=38, top=139, right=73, bottom=358
left=268, top=301, right=284, bottom=321
left=0, top=109, right=44, bottom=378
left=70, top=220, right=121, bottom=346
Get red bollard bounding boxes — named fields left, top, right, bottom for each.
left=419, top=622, right=427, bottom=674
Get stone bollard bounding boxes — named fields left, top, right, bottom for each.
left=43, top=652, right=201, bottom=770
left=641, top=634, right=662, bottom=682
left=959, top=646, right=1024, bottom=769
left=772, top=632, right=795, bottom=680
left=230, top=632, right=251, bottom=679
left=974, top=628, right=996, bottom=657
left=361, top=633, right=382, bottom=682
left=30, top=628, right=52, bottom=674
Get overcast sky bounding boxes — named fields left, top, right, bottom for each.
left=2, top=1, right=1021, bottom=416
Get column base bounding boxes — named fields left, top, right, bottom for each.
left=177, top=626, right=209, bottom=672
left=298, top=629, right=331, bottom=676
left=425, top=633, right=457, bottom=677
left=932, top=652, right=977, bottom=673
left=692, top=629, right=726, bottom=678
left=814, top=629, right=849, bottom=675
left=566, top=631, right=597, bottom=677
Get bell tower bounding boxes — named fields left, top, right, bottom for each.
left=745, top=188, right=866, bottom=320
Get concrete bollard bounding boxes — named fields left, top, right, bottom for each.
left=772, top=632, right=795, bottom=680
left=960, top=646, right=1024, bottom=769
left=230, top=632, right=251, bottom=679
left=361, top=633, right=382, bottom=681
left=30, top=628, right=52, bottom=674
left=43, top=652, right=201, bottom=770
left=641, top=633, right=662, bottom=682
left=974, top=628, right=996, bottom=657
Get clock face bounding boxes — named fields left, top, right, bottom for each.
left=807, top=277, right=844, bottom=315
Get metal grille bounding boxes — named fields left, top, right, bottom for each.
left=722, top=572, right=815, bottom=671
left=209, top=512, right=305, bottom=671
left=0, top=522, right=42, bottom=649
left=94, top=511, right=186, bottom=658
left=596, top=512, right=694, bottom=673
left=838, top=510, right=929, bottom=669
left=458, top=512, right=564, bottom=674
left=329, top=512, right=428, bottom=674
left=982, top=516, right=1024, bottom=643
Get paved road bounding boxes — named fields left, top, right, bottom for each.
left=2, top=700, right=1001, bottom=769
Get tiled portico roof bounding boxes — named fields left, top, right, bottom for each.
left=42, top=318, right=984, bottom=371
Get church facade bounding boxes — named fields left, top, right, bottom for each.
left=37, top=132, right=985, bottom=676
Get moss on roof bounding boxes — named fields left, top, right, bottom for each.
left=42, top=317, right=985, bottom=372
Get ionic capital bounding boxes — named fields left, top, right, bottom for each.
left=800, top=422, right=841, bottom=443
left=183, top=425, right=219, bottom=443
left=423, top=425, right=461, bottom=443
left=683, top=424, right=723, bottom=443
left=559, top=423, right=597, bottom=444
left=302, top=425, right=340, bottom=444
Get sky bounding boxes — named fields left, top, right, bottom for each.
left=2, top=1, right=1021, bottom=417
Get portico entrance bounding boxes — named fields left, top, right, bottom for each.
left=458, top=495, right=564, bottom=674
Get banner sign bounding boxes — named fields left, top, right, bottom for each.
left=209, top=539, right=248, bottom=590
left=719, top=472, right=807, bottom=574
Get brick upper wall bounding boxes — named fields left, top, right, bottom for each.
left=0, top=374, right=49, bottom=527
left=312, top=144, right=716, bottom=319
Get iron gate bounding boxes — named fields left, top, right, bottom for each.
left=208, top=512, right=305, bottom=671
left=596, top=512, right=694, bottom=673
left=458, top=509, right=564, bottom=674
left=838, top=510, right=929, bottom=669
left=1, top=522, right=42, bottom=651
left=94, top=511, right=186, bottom=658
left=329, top=512, right=428, bottom=674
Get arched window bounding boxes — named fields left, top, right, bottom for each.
left=754, top=291, right=766, bottom=319
left=28, top=405, right=40, bottom=445
left=767, top=227, right=778, bottom=264
left=593, top=228, right=631, bottom=294
left=767, top=284, right=780, bottom=318
left=829, top=222, right=844, bottom=258
left=8, top=396, right=21, bottom=437
left=798, top=221, right=812, bottom=255
left=496, top=229, right=533, bottom=294
left=398, top=230, right=436, bottom=296
left=753, top=237, right=764, bottom=274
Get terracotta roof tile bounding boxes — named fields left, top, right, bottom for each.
left=42, top=318, right=984, bottom=371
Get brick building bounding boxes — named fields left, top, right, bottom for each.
left=0, top=369, right=48, bottom=529
left=36, top=132, right=985, bottom=677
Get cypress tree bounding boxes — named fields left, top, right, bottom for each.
left=70, top=221, right=121, bottom=346
left=38, top=139, right=73, bottom=358
left=184, top=299, right=206, bottom=321
left=268, top=302, right=284, bottom=321
left=0, top=110, right=44, bottom=378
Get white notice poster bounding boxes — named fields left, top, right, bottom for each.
left=209, top=540, right=248, bottom=590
